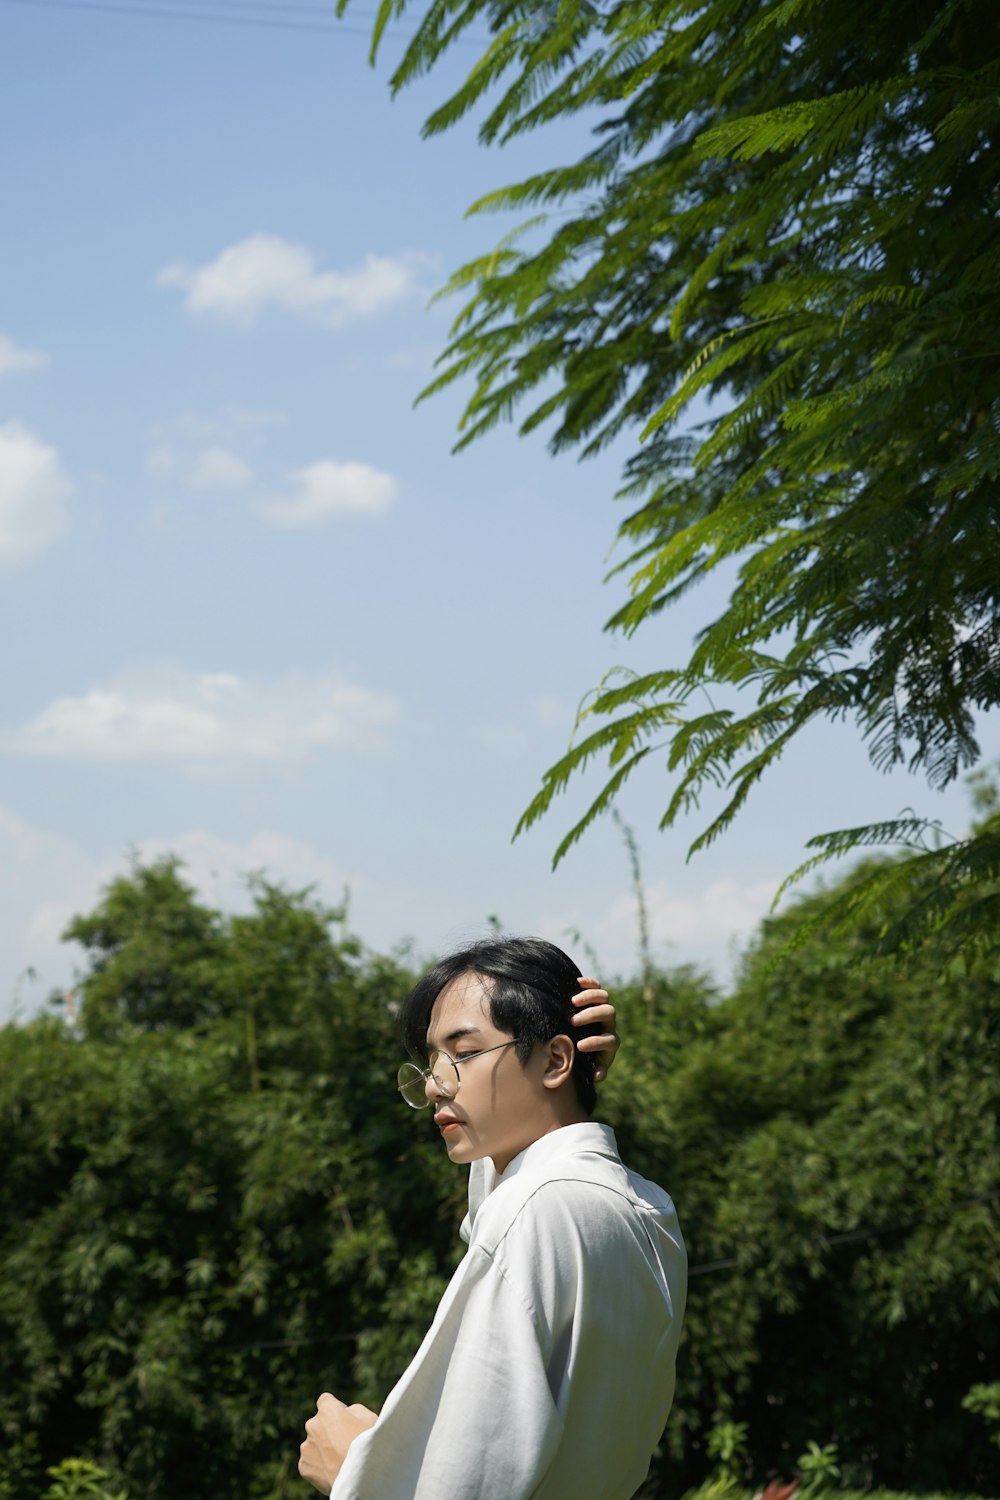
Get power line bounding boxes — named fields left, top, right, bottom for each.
left=0, top=0, right=377, bottom=37
left=201, top=1188, right=1000, bottom=1354
left=0, top=0, right=487, bottom=42
left=104, top=0, right=372, bottom=15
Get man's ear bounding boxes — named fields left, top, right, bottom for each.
left=541, top=1034, right=576, bottom=1090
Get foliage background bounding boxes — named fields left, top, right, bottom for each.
left=4, top=1, right=998, bottom=1494
left=1, top=840, right=998, bottom=1500
left=338, top=0, right=1000, bottom=957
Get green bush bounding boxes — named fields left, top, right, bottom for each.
left=1, top=858, right=998, bottom=1498
left=43, top=1459, right=126, bottom=1500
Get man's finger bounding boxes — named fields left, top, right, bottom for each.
left=572, top=1007, right=614, bottom=1029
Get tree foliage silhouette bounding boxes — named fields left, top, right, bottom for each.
left=341, top=0, right=1000, bottom=953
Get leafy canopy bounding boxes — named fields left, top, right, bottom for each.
left=340, top=0, right=1000, bottom=953
left=2, top=847, right=998, bottom=1496
left=0, top=863, right=458, bottom=1500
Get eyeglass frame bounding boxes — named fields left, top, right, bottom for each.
left=396, top=1038, right=520, bottom=1109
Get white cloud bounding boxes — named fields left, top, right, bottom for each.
left=148, top=408, right=285, bottom=451
left=643, top=875, right=778, bottom=945
left=0, top=806, right=98, bottom=1017
left=2, top=668, right=398, bottom=761
left=533, top=695, right=569, bottom=730
left=147, top=444, right=177, bottom=476
left=590, top=874, right=779, bottom=980
left=599, top=876, right=779, bottom=948
left=138, top=828, right=352, bottom=912
left=157, top=233, right=421, bottom=328
left=384, top=345, right=440, bottom=372
left=0, top=421, right=72, bottom=566
left=223, top=405, right=285, bottom=430
left=189, top=446, right=253, bottom=491
left=0, top=807, right=357, bottom=1021
left=259, top=458, right=396, bottom=528
left=0, top=333, right=47, bottom=377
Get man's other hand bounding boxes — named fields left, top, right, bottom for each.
left=571, top=976, right=620, bottom=1083
left=298, top=1394, right=377, bottom=1492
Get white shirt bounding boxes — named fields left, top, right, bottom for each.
left=330, top=1121, right=686, bottom=1500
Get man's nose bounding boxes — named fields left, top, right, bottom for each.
left=425, top=1069, right=446, bottom=1103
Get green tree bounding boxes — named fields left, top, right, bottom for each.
left=0, top=864, right=456, bottom=1500
left=341, top=0, right=1000, bottom=952
left=64, top=858, right=230, bottom=1036
left=3, top=855, right=998, bottom=1498
left=603, top=856, right=999, bottom=1495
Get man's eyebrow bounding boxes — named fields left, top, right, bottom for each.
left=428, top=1024, right=484, bottom=1051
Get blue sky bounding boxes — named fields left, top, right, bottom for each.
left=2, top=0, right=996, bottom=1020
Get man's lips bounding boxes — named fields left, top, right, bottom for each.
left=434, top=1113, right=463, bottom=1135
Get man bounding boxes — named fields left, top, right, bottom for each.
left=299, top=938, right=686, bottom=1499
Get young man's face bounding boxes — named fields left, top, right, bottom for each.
left=425, top=971, right=552, bottom=1174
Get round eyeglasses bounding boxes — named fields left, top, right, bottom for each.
left=396, top=1039, right=519, bottom=1109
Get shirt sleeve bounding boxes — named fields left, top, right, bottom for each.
left=329, top=1244, right=564, bottom=1500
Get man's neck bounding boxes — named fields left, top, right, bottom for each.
left=493, top=1108, right=590, bottom=1174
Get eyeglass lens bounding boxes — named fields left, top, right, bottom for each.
left=396, top=1054, right=460, bottom=1108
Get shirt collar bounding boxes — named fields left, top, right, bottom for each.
left=497, top=1119, right=620, bottom=1184
left=460, top=1121, right=620, bottom=1242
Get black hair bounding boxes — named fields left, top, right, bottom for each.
left=399, top=936, right=600, bottom=1115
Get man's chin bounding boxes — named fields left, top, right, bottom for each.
left=443, top=1132, right=481, bottom=1163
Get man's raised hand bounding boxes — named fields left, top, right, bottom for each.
left=571, top=976, right=620, bottom=1084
